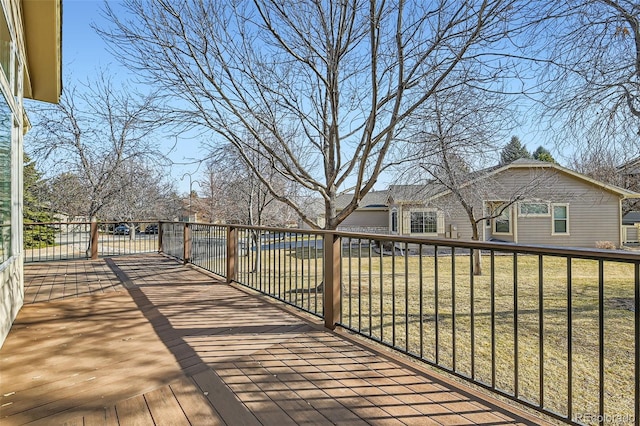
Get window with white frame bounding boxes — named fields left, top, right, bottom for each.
left=0, top=10, right=13, bottom=264
left=519, top=202, right=550, bottom=217
left=552, top=204, right=569, bottom=234
left=0, top=95, right=10, bottom=263
left=410, top=211, right=437, bottom=234
left=493, top=204, right=511, bottom=234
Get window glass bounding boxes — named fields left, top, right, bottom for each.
left=553, top=205, right=568, bottom=234
left=520, top=202, right=549, bottom=216
left=494, top=206, right=511, bottom=234
left=0, top=11, right=10, bottom=88
left=391, top=209, right=397, bottom=233
left=13, top=54, right=20, bottom=99
left=0, top=93, right=11, bottom=262
left=410, top=211, right=437, bottom=234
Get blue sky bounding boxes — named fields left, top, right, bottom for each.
left=58, top=0, right=557, bottom=196
left=62, top=0, right=207, bottom=195
left=63, top=1, right=111, bottom=78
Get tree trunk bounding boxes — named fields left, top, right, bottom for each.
left=86, top=215, right=97, bottom=258
left=128, top=223, right=136, bottom=241
left=250, top=230, right=261, bottom=273
left=471, top=221, right=482, bottom=276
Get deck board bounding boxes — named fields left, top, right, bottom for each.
left=143, top=386, right=190, bottom=426
left=0, top=255, right=554, bottom=425
left=169, top=377, right=225, bottom=426
left=114, top=394, right=154, bottom=425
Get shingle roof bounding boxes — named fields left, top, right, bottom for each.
left=619, top=157, right=640, bottom=175
left=335, top=190, right=390, bottom=210
left=389, top=159, right=640, bottom=203
left=388, top=184, right=443, bottom=202
left=623, top=211, right=640, bottom=225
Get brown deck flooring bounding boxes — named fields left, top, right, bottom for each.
left=0, top=255, right=552, bottom=425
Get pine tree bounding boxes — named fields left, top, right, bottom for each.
left=532, top=146, right=556, bottom=163
left=23, top=155, right=55, bottom=248
left=500, top=136, right=531, bottom=165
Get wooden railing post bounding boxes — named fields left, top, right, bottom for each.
left=323, top=232, right=341, bottom=330
left=90, top=218, right=98, bottom=260
left=183, top=222, right=191, bottom=264
left=157, top=221, right=164, bottom=253
left=226, top=226, right=237, bottom=283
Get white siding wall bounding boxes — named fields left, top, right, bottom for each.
left=0, top=256, right=21, bottom=345
left=0, top=2, right=26, bottom=348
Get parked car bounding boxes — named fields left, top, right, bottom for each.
left=145, top=224, right=158, bottom=234
left=113, top=224, right=130, bottom=235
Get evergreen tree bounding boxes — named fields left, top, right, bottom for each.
left=500, top=136, right=531, bottom=165
left=23, top=155, right=55, bottom=248
left=532, top=146, right=556, bottom=163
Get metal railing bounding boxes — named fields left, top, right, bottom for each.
left=23, top=221, right=160, bottom=262
left=234, top=227, right=325, bottom=318
left=333, top=233, right=640, bottom=426
left=192, top=224, right=639, bottom=426
left=23, top=220, right=640, bottom=424
left=159, top=222, right=184, bottom=260
left=189, top=223, right=227, bottom=277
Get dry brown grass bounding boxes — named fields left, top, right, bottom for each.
left=239, top=246, right=637, bottom=424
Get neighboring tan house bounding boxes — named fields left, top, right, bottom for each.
left=0, top=1, right=62, bottom=348
left=394, top=159, right=640, bottom=247
left=338, top=159, right=640, bottom=248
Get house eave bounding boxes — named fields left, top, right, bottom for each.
left=22, top=0, right=62, bottom=104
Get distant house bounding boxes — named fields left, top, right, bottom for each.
left=338, top=159, right=640, bottom=248
left=619, top=156, right=640, bottom=181
left=619, top=156, right=640, bottom=229
left=624, top=211, right=640, bottom=226
left=335, top=190, right=390, bottom=234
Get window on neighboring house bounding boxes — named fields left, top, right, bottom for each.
left=519, top=202, right=550, bottom=216
left=391, top=208, right=398, bottom=233
left=493, top=205, right=511, bottom=234
left=552, top=204, right=569, bottom=234
left=410, top=211, right=437, bottom=234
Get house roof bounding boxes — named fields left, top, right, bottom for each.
left=386, top=159, right=640, bottom=204
left=22, top=0, right=62, bottom=104
left=502, top=159, right=640, bottom=198
left=623, top=211, right=640, bottom=225
left=335, top=190, right=389, bottom=210
left=388, top=184, right=443, bottom=203
left=619, top=157, right=640, bottom=175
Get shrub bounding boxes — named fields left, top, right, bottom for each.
left=595, top=241, right=617, bottom=250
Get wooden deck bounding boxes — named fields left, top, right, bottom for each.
left=1, top=254, right=552, bottom=425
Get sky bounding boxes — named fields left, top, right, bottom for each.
left=60, top=0, right=208, bottom=195
left=54, top=0, right=555, bottom=197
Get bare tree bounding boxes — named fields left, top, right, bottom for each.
left=26, top=72, right=166, bottom=221
left=45, top=172, right=87, bottom=219
left=200, top=145, right=298, bottom=227
left=100, top=162, right=183, bottom=222
left=571, top=147, right=640, bottom=215
left=534, top=0, right=640, bottom=152
left=200, top=144, right=300, bottom=271
left=99, top=0, right=527, bottom=229
left=399, top=86, right=517, bottom=274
